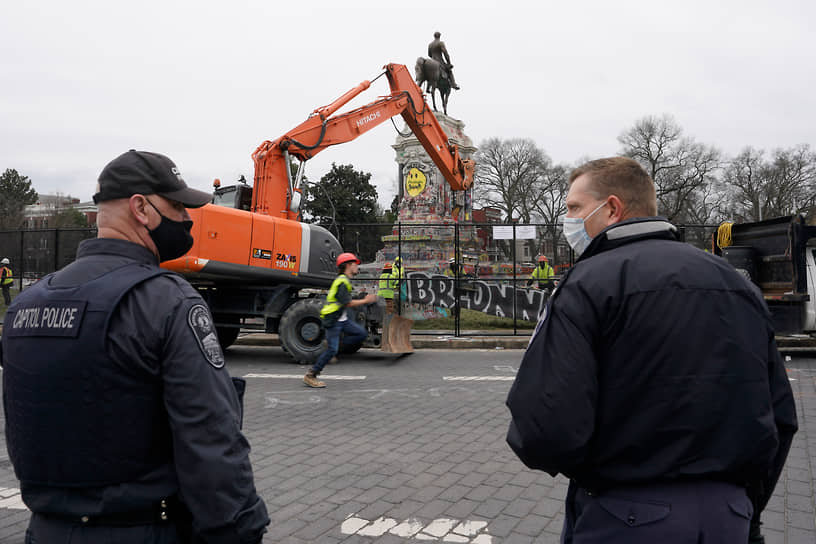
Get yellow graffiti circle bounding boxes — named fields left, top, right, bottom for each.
left=405, top=167, right=427, bottom=197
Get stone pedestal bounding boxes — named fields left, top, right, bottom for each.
left=375, top=113, right=479, bottom=275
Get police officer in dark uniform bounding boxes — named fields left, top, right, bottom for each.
left=1, top=150, right=269, bottom=543
left=506, top=157, right=797, bottom=543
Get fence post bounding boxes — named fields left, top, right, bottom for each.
left=454, top=221, right=460, bottom=337
left=53, top=228, right=60, bottom=272
left=397, top=222, right=402, bottom=316
left=512, top=224, right=517, bottom=335
left=19, top=230, right=24, bottom=291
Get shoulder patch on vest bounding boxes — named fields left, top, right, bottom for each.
left=187, top=304, right=225, bottom=368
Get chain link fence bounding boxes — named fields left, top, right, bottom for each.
left=1, top=223, right=716, bottom=335
left=337, top=222, right=717, bottom=336
left=0, top=228, right=97, bottom=288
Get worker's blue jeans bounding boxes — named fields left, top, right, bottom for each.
left=312, top=319, right=368, bottom=373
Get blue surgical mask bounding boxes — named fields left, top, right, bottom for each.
left=562, top=201, right=607, bottom=256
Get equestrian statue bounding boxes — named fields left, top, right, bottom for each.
left=415, top=31, right=460, bottom=116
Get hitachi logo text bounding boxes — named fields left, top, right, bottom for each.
left=356, top=111, right=381, bottom=128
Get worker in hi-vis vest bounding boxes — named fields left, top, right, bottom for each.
left=1, top=257, right=13, bottom=306
left=391, top=256, right=407, bottom=310
left=378, top=262, right=396, bottom=313
left=443, top=257, right=465, bottom=278
left=304, top=252, right=376, bottom=388
left=527, top=255, right=554, bottom=290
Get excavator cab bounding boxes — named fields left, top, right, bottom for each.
left=212, top=177, right=253, bottom=211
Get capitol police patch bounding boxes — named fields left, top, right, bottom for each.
left=188, top=304, right=225, bottom=368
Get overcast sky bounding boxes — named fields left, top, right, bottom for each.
left=2, top=0, right=814, bottom=208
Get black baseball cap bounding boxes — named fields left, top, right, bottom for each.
left=93, top=150, right=212, bottom=208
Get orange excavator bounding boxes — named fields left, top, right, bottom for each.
left=162, top=63, right=474, bottom=363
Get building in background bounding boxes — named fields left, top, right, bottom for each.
left=22, top=195, right=97, bottom=229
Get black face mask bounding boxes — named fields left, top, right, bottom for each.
left=146, top=200, right=194, bottom=262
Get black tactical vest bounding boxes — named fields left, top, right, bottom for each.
left=2, top=262, right=175, bottom=487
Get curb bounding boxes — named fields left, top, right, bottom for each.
left=233, top=332, right=816, bottom=353
left=234, top=333, right=530, bottom=350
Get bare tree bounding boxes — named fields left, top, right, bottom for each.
left=473, top=138, right=555, bottom=259
left=723, top=145, right=816, bottom=222
left=473, top=138, right=550, bottom=222
left=765, top=145, right=816, bottom=217
left=532, top=164, right=569, bottom=267
left=721, top=147, right=766, bottom=221
left=618, top=115, right=722, bottom=223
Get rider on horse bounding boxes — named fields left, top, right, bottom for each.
left=428, top=31, right=460, bottom=90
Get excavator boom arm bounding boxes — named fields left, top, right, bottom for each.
left=250, top=63, right=473, bottom=219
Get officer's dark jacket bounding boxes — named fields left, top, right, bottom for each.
left=1, top=238, right=269, bottom=542
left=506, top=217, right=798, bottom=494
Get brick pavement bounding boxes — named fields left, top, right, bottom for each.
left=0, top=351, right=814, bottom=543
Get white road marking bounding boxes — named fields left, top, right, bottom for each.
left=341, top=516, right=370, bottom=534
left=0, top=488, right=28, bottom=510
left=443, top=376, right=515, bottom=381
left=342, top=514, right=492, bottom=542
left=358, top=516, right=398, bottom=536
left=264, top=395, right=322, bottom=408
left=390, top=519, right=425, bottom=537
left=423, top=518, right=457, bottom=537
left=244, top=373, right=366, bottom=380
left=453, top=520, right=489, bottom=537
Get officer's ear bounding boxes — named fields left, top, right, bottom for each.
left=605, top=195, right=626, bottom=225
left=129, top=195, right=151, bottom=227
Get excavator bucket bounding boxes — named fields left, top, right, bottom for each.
left=381, top=313, right=414, bottom=353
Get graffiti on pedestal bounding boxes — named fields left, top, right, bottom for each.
left=403, top=271, right=547, bottom=322
left=405, top=167, right=427, bottom=197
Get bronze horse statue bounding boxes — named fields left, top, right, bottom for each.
left=415, top=57, right=451, bottom=116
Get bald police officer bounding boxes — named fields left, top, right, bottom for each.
left=506, top=157, right=796, bottom=543
left=1, top=150, right=269, bottom=543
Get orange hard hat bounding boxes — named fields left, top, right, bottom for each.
left=337, top=252, right=360, bottom=266
left=383, top=262, right=393, bottom=269
left=537, top=256, right=548, bottom=262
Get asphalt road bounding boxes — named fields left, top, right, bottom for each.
left=0, top=347, right=814, bottom=543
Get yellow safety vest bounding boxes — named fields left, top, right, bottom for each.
left=1, top=267, right=12, bottom=286
left=391, top=265, right=406, bottom=298
left=378, top=272, right=394, bottom=299
left=320, top=274, right=353, bottom=318
left=530, top=264, right=554, bottom=281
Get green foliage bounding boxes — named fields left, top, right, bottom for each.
left=0, top=169, right=38, bottom=229
left=302, top=163, right=379, bottom=226
left=412, top=308, right=536, bottom=330
left=55, top=207, right=89, bottom=227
